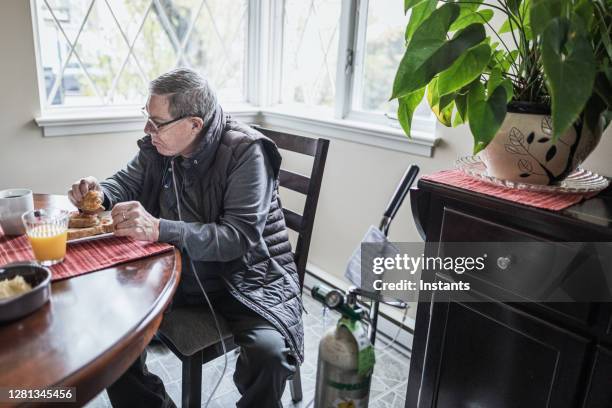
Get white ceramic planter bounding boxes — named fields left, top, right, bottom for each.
left=479, top=111, right=602, bottom=185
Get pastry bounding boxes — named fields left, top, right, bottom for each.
left=79, top=191, right=104, bottom=214
left=100, top=216, right=114, bottom=233
left=68, top=212, right=99, bottom=229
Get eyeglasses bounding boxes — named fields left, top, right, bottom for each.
left=141, top=107, right=187, bottom=133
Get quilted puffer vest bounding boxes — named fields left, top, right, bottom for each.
left=137, top=108, right=304, bottom=362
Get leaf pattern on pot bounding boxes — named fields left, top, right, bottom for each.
left=518, top=159, right=533, bottom=172
left=545, top=145, right=557, bottom=161
left=537, top=137, right=550, bottom=143
left=505, top=144, right=527, bottom=155
left=526, top=132, right=535, bottom=144
left=542, top=117, right=553, bottom=135
left=508, top=127, right=524, bottom=145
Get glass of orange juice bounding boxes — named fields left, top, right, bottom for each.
left=21, top=209, right=70, bottom=266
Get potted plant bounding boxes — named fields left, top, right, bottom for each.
left=391, top=0, right=611, bottom=185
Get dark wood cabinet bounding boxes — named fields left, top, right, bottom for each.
left=584, top=346, right=612, bottom=408
left=424, top=299, right=589, bottom=408
left=407, top=180, right=612, bottom=408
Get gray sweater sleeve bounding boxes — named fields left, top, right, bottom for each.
left=100, top=152, right=146, bottom=208
left=158, top=142, right=274, bottom=262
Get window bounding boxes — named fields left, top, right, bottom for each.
left=32, top=0, right=436, bottom=154
left=274, top=0, right=432, bottom=131
left=34, top=0, right=248, bottom=110
left=280, top=0, right=342, bottom=107
left=352, top=0, right=407, bottom=116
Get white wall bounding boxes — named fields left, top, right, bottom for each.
left=1, top=0, right=611, bottom=288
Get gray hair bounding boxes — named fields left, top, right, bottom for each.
left=149, top=68, right=218, bottom=127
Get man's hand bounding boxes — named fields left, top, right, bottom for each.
left=111, top=201, right=160, bottom=242
left=68, top=177, right=101, bottom=208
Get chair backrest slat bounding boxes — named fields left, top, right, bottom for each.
left=255, top=126, right=330, bottom=289
left=252, top=125, right=318, bottom=156
left=282, top=208, right=303, bottom=232
left=279, top=169, right=310, bottom=195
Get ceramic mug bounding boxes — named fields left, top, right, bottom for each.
left=0, top=189, right=34, bottom=236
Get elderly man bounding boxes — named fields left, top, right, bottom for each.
left=68, top=68, right=303, bottom=408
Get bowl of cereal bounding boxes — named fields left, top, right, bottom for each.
left=0, top=262, right=51, bottom=322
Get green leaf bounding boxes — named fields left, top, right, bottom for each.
left=432, top=78, right=456, bottom=107
left=605, top=61, right=612, bottom=85
left=457, top=1, right=482, bottom=11
left=404, top=0, right=429, bottom=12
left=583, top=93, right=607, bottom=137
left=507, top=0, right=522, bottom=15
left=491, top=49, right=519, bottom=73
left=487, top=69, right=502, bottom=95
left=507, top=50, right=519, bottom=66
left=519, top=0, right=533, bottom=39
left=450, top=9, right=493, bottom=32
left=530, top=0, right=565, bottom=36
left=573, top=0, right=594, bottom=29
left=489, top=49, right=507, bottom=71
left=500, top=14, right=532, bottom=39
left=594, top=70, right=612, bottom=107
left=468, top=82, right=508, bottom=153
left=542, top=17, right=596, bottom=138
left=438, top=43, right=491, bottom=96
left=453, top=92, right=469, bottom=126
left=487, top=68, right=514, bottom=102
left=405, top=0, right=438, bottom=44
left=594, top=4, right=612, bottom=60
left=397, top=88, right=427, bottom=137
left=500, top=0, right=533, bottom=39
left=393, top=15, right=486, bottom=99
left=427, top=77, right=441, bottom=108
left=427, top=78, right=455, bottom=126
left=439, top=93, right=457, bottom=111
left=395, top=4, right=461, bottom=98
left=499, top=19, right=513, bottom=33
left=438, top=101, right=455, bottom=127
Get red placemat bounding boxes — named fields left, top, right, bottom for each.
left=0, top=233, right=174, bottom=281
left=421, top=169, right=599, bottom=211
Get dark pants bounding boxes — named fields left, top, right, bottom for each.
left=107, top=287, right=297, bottom=408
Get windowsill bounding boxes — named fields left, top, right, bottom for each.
left=259, top=105, right=438, bottom=157
left=34, top=104, right=438, bottom=156
left=35, top=104, right=261, bottom=137
left=36, top=108, right=144, bottom=137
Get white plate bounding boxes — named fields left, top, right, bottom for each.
left=67, top=232, right=115, bottom=245
left=66, top=211, right=114, bottom=245
left=456, top=155, right=610, bottom=194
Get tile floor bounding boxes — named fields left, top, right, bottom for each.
left=86, top=291, right=411, bottom=408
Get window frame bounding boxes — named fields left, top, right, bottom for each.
left=339, top=0, right=435, bottom=133
left=30, top=0, right=438, bottom=156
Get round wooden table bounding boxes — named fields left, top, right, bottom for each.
left=0, top=194, right=181, bottom=406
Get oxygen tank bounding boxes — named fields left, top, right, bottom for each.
left=312, top=285, right=374, bottom=408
